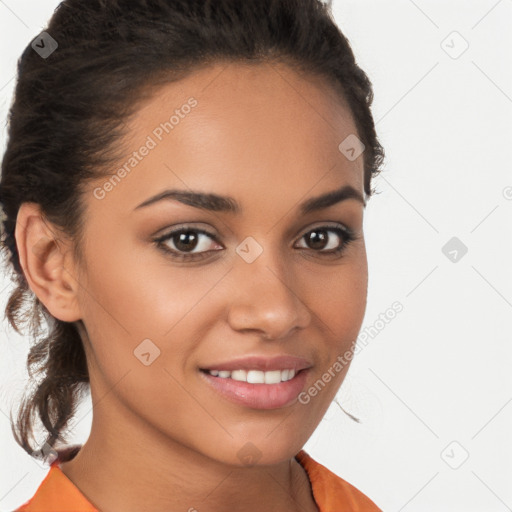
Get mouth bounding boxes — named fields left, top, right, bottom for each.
left=199, top=367, right=310, bottom=410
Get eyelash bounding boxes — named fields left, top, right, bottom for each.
left=153, top=224, right=358, bottom=262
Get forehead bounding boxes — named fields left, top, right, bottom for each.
left=90, top=61, right=364, bottom=214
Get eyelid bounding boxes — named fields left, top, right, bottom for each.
left=295, top=221, right=353, bottom=239
left=153, top=222, right=218, bottom=238
left=154, top=221, right=353, bottom=244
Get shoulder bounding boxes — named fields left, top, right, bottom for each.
left=14, top=444, right=98, bottom=512
left=295, top=450, right=382, bottom=512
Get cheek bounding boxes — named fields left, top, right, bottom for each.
left=76, top=238, right=222, bottom=431
left=296, top=259, right=367, bottom=422
left=80, top=228, right=229, bottom=338
left=76, top=230, right=239, bottom=413
left=308, top=253, right=368, bottom=340
left=299, top=253, right=368, bottom=407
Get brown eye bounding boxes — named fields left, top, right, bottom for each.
left=154, top=227, right=222, bottom=261
left=295, top=225, right=356, bottom=256
left=304, top=229, right=330, bottom=250
left=173, top=231, right=200, bottom=252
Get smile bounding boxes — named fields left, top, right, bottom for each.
left=199, top=368, right=309, bottom=409
left=205, top=368, right=296, bottom=384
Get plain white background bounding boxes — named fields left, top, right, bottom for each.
left=0, top=1, right=511, bottom=511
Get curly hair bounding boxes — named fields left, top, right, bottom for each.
left=0, top=0, right=385, bottom=462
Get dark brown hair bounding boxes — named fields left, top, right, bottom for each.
left=0, top=0, right=385, bottom=461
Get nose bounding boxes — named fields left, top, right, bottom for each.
left=226, top=246, right=312, bottom=341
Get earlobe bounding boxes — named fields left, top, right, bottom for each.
left=15, top=202, right=82, bottom=322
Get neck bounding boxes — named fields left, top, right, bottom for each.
left=58, top=401, right=318, bottom=512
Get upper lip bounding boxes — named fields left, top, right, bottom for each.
left=201, top=355, right=313, bottom=372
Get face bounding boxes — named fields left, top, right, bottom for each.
left=71, top=61, right=368, bottom=466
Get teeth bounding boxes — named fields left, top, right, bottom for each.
left=207, top=368, right=296, bottom=383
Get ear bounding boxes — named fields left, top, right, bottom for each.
left=15, top=202, right=82, bottom=323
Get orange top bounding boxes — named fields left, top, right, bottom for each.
left=15, top=445, right=381, bottom=511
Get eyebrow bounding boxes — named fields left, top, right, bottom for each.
left=134, top=184, right=366, bottom=214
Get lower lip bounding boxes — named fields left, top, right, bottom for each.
left=199, top=369, right=309, bottom=410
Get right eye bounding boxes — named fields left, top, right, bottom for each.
left=154, top=227, right=223, bottom=261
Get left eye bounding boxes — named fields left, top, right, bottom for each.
left=295, top=226, right=350, bottom=252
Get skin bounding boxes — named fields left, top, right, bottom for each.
left=15, top=61, right=368, bottom=512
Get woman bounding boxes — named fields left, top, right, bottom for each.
left=0, top=0, right=385, bottom=510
